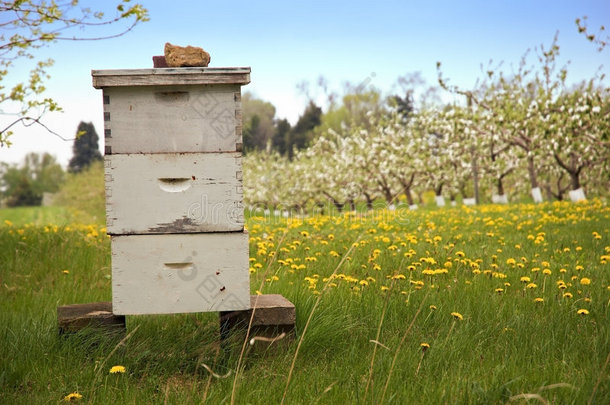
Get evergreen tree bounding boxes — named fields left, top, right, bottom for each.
left=272, top=118, right=292, bottom=155
left=288, top=102, right=322, bottom=159
left=68, top=122, right=103, bottom=173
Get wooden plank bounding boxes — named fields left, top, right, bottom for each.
left=103, top=85, right=242, bottom=154
left=92, top=67, right=251, bottom=88
left=219, top=295, right=296, bottom=345
left=105, top=153, right=244, bottom=235
left=111, top=233, right=250, bottom=315
left=57, top=302, right=126, bottom=334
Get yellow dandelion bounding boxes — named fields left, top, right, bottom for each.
left=62, top=270, right=69, bottom=275
left=577, top=309, right=589, bottom=315
left=580, top=277, right=591, bottom=285
left=64, top=392, right=83, bottom=402
left=456, top=251, right=465, bottom=258
left=495, top=288, right=504, bottom=293
left=451, top=312, right=463, bottom=321
left=420, top=342, right=430, bottom=351
left=526, top=283, right=537, bottom=289
left=520, top=276, right=531, bottom=283
left=534, top=297, right=544, bottom=303
left=563, top=292, right=573, bottom=299
left=429, top=305, right=437, bottom=311
left=109, top=365, right=126, bottom=374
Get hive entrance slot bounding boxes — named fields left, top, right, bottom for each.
left=158, top=178, right=191, bottom=192
left=164, top=262, right=194, bottom=271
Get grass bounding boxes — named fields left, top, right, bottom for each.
left=0, top=200, right=609, bottom=404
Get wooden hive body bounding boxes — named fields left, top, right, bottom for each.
left=92, top=67, right=251, bottom=315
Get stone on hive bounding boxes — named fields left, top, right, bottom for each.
left=164, top=42, right=211, bottom=67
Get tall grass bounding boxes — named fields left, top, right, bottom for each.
left=0, top=200, right=609, bottom=403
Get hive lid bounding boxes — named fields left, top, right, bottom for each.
left=92, top=67, right=251, bottom=88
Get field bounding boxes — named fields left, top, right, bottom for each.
left=1, top=201, right=609, bottom=404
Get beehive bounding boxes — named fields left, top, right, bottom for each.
left=92, top=67, right=251, bottom=315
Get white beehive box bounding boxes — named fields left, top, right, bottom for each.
left=93, top=67, right=251, bottom=315
left=104, top=152, right=244, bottom=234
left=111, top=233, right=250, bottom=314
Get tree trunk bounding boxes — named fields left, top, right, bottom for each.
left=570, top=172, right=580, bottom=190
left=497, top=177, right=505, bottom=196
left=402, top=188, right=413, bottom=206
left=471, top=145, right=480, bottom=204
left=323, top=192, right=344, bottom=212
left=349, top=199, right=356, bottom=211
left=363, top=192, right=374, bottom=210
left=527, top=155, right=538, bottom=189
left=435, top=183, right=443, bottom=197
left=381, top=187, right=393, bottom=204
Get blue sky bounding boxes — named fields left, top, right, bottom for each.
left=1, top=0, right=608, bottom=166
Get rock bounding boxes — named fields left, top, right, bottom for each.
left=164, top=42, right=210, bottom=67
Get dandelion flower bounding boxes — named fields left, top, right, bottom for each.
left=577, top=309, right=589, bottom=315
left=429, top=305, right=437, bottom=311
left=526, top=283, right=537, bottom=289
left=520, top=276, right=531, bottom=283
left=451, top=312, right=463, bottom=321
left=64, top=392, right=83, bottom=401
left=563, top=292, right=573, bottom=299
left=580, top=277, right=591, bottom=285
left=420, top=342, right=430, bottom=352
left=62, top=270, right=69, bottom=274
left=109, top=365, right=126, bottom=374
left=534, top=297, right=544, bottom=303
left=495, top=288, right=504, bottom=293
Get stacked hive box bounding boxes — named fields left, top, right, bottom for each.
left=92, top=67, right=251, bottom=315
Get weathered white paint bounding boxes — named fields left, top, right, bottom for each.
left=111, top=232, right=250, bottom=315
left=103, top=84, right=242, bottom=154
left=531, top=187, right=543, bottom=203
left=491, top=194, right=508, bottom=204
left=463, top=198, right=476, bottom=206
left=435, top=195, right=445, bottom=207
left=92, top=67, right=251, bottom=88
left=105, top=153, right=244, bottom=234
left=569, top=188, right=586, bottom=202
